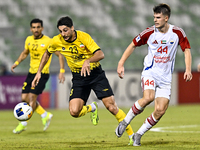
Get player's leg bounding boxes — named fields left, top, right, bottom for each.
left=69, top=97, right=97, bottom=115
left=132, top=82, right=171, bottom=146
left=69, top=98, right=86, bottom=117
left=102, top=96, right=134, bottom=140
left=30, top=73, right=53, bottom=131
left=28, top=92, right=53, bottom=131
left=133, top=97, right=169, bottom=146
left=115, top=77, right=155, bottom=138
left=69, top=97, right=99, bottom=125
left=69, top=83, right=97, bottom=116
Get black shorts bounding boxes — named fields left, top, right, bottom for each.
left=69, top=66, right=114, bottom=103
left=22, top=72, right=49, bottom=95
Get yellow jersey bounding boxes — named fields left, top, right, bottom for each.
left=25, top=35, right=52, bottom=74
left=47, top=30, right=101, bottom=73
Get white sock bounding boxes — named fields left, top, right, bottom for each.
left=90, top=102, right=96, bottom=112
left=124, top=108, right=136, bottom=124
left=137, top=113, right=158, bottom=135
left=129, top=133, right=134, bottom=139
left=124, top=100, right=144, bottom=124
left=41, top=111, right=47, bottom=118
left=21, top=121, right=27, bottom=126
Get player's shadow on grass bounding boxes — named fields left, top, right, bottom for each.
left=142, top=140, right=200, bottom=146
left=57, top=141, right=127, bottom=149
left=27, top=131, right=54, bottom=135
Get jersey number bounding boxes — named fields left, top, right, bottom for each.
left=32, top=44, right=38, bottom=51
left=157, top=46, right=168, bottom=54
left=22, top=82, right=27, bottom=90
left=144, top=79, right=154, bottom=86
left=70, top=89, right=73, bottom=96
left=69, top=46, right=78, bottom=54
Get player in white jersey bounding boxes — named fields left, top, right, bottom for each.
left=115, top=3, right=192, bottom=146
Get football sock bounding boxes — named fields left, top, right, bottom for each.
left=124, top=100, right=144, bottom=124
left=21, top=121, right=28, bottom=126
left=90, top=102, right=96, bottom=112
left=78, top=105, right=92, bottom=117
left=137, top=113, right=158, bottom=135
left=115, top=109, right=134, bottom=136
left=41, top=111, right=47, bottom=118
left=35, top=104, right=46, bottom=115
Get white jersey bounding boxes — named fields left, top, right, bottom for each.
left=133, top=24, right=191, bottom=83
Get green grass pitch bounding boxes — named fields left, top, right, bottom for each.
left=0, top=105, right=200, bottom=150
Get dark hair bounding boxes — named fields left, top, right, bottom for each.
left=57, top=16, right=73, bottom=28
left=30, top=18, right=43, bottom=27
left=153, top=3, right=171, bottom=18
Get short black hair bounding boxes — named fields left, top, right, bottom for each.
left=153, top=3, right=171, bottom=18
left=57, top=16, right=73, bottom=28
left=30, top=18, right=43, bottom=27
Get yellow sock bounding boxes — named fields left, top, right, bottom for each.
left=35, top=104, right=46, bottom=115
left=115, top=109, right=134, bottom=136
left=78, top=105, right=92, bottom=117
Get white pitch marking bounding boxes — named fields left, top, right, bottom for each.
left=150, top=125, right=200, bottom=133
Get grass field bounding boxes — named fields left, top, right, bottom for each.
left=1, top=105, right=200, bottom=150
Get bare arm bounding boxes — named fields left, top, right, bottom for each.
left=11, top=49, right=29, bottom=73
left=31, top=50, right=51, bottom=87
left=184, top=48, right=192, bottom=82
left=117, top=41, right=136, bottom=79
left=54, top=51, right=65, bottom=83
left=81, top=50, right=104, bottom=77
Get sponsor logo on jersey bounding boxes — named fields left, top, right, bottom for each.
left=62, top=47, right=65, bottom=50
left=28, top=43, right=30, bottom=45
left=154, top=55, right=170, bottom=63
left=170, top=40, right=174, bottom=44
left=102, top=89, right=109, bottom=91
left=80, top=43, right=84, bottom=48
left=161, top=40, right=166, bottom=44
left=136, top=35, right=141, bottom=42
left=41, top=44, right=45, bottom=47
left=152, top=40, right=158, bottom=44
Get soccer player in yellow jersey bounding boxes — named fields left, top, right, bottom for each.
left=11, top=18, right=65, bottom=134
left=32, top=16, right=134, bottom=143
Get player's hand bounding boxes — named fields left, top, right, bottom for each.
left=81, top=60, right=91, bottom=77
left=32, top=73, right=41, bottom=88
left=58, top=72, right=65, bottom=83
left=117, top=64, right=125, bottom=79
left=11, top=64, right=17, bottom=73
left=184, top=71, right=192, bottom=82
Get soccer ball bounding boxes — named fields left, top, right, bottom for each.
left=13, top=102, right=33, bottom=121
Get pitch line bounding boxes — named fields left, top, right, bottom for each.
left=150, top=125, right=200, bottom=133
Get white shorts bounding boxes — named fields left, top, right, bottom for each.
left=141, top=76, right=171, bottom=100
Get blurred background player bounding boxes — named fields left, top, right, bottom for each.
left=32, top=16, right=134, bottom=143
left=0, top=64, right=11, bottom=76
left=115, top=3, right=192, bottom=146
left=11, top=18, right=65, bottom=134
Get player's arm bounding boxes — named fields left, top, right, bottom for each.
left=11, top=49, right=29, bottom=73
left=184, top=48, right=192, bottom=82
left=32, top=50, right=52, bottom=87
left=54, top=51, right=65, bottom=83
left=81, top=50, right=104, bottom=77
left=117, top=41, right=136, bottom=79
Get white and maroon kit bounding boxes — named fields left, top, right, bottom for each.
left=133, top=24, right=191, bottom=99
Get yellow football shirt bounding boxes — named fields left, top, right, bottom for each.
left=25, top=35, right=52, bottom=74
left=48, top=30, right=101, bottom=73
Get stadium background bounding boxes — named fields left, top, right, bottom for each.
left=0, top=0, right=200, bottom=109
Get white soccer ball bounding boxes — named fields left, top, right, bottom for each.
left=13, top=102, right=33, bottom=121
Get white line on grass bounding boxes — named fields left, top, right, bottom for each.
left=150, top=125, right=200, bottom=133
